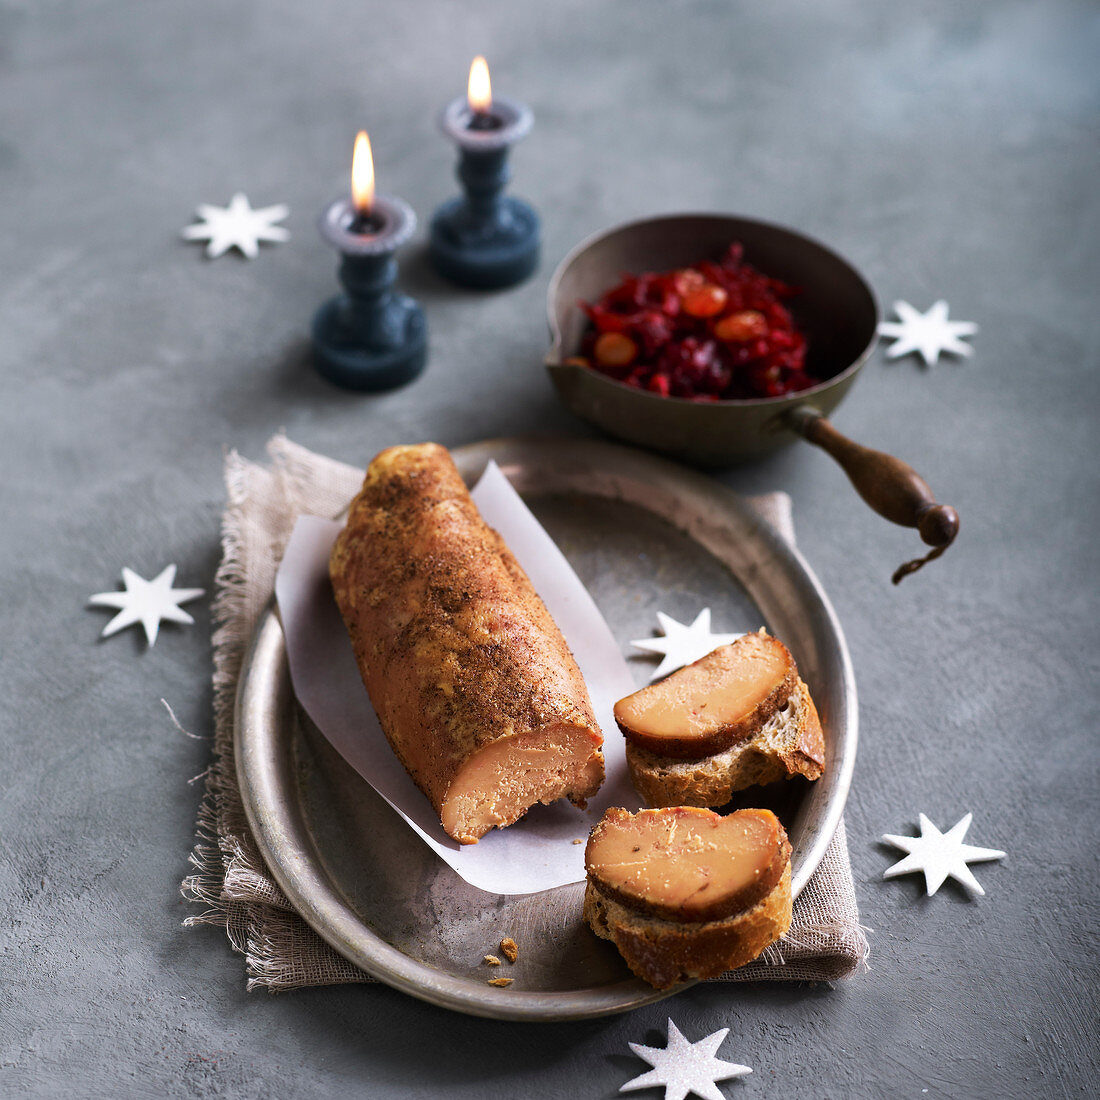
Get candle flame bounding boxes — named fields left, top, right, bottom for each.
left=467, top=55, right=492, bottom=113
left=351, top=130, right=375, bottom=214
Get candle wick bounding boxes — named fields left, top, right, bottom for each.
left=351, top=209, right=384, bottom=234
left=468, top=109, right=503, bottom=133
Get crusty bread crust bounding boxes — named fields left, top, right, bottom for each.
left=584, top=863, right=792, bottom=989
left=627, top=678, right=825, bottom=808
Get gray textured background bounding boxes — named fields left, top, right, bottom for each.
left=2, top=1, right=1097, bottom=1096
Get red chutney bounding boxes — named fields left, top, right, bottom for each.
left=575, top=243, right=815, bottom=401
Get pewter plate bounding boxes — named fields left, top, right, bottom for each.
left=235, top=437, right=857, bottom=1021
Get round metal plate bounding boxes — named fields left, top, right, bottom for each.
left=235, top=436, right=857, bottom=1021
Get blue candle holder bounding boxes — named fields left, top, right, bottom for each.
left=430, top=95, right=540, bottom=290
left=312, top=196, right=427, bottom=392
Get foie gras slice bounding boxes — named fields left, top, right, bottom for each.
left=614, top=631, right=798, bottom=760
left=329, top=443, right=604, bottom=845
left=585, top=806, right=789, bottom=924
left=438, top=716, right=605, bottom=844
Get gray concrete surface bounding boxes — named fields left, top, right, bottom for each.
left=1, top=1, right=1097, bottom=1096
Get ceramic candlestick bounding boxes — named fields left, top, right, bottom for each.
left=312, top=195, right=427, bottom=392
left=430, top=92, right=539, bottom=289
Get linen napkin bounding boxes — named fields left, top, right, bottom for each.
left=181, top=435, right=869, bottom=990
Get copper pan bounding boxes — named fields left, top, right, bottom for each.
left=546, top=213, right=958, bottom=582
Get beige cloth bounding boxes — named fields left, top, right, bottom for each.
left=181, top=435, right=869, bottom=991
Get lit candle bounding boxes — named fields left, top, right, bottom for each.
left=466, top=55, right=501, bottom=132
left=311, top=131, right=427, bottom=391
left=349, top=130, right=381, bottom=231
left=429, top=56, right=540, bottom=289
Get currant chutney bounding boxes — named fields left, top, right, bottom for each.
left=574, top=243, right=815, bottom=401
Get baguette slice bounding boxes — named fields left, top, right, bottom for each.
left=618, top=631, right=825, bottom=808
left=627, top=677, right=824, bottom=808
left=583, top=806, right=792, bottom=988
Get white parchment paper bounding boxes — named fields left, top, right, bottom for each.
left=274, top=461, right=641, bottom=895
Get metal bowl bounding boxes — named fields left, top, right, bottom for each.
left=546, top=212, right=878, bottom=466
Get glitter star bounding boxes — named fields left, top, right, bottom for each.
left=88, top=565, right=205, bottom=646
left=877, top=300, right=978, bottom=366
left=621, top=1018, right=751, bottom=1100
left=882, top=812, right=1005, bottom=896
left=630, top=609, right=743, bottom=682
left=181, top=192, right=290, bottom=259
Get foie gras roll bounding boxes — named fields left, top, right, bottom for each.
left=329, top=443, right=605, bottom=844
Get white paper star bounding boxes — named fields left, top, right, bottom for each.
left=88, top=565, right=205, bottom=646
left=877, top=300, right=978, bottom=366
left=181, top=192, right=290, bottom=259
left=621, top=1018, right=751, bottom=1100
left=882, top=812, right=1005, bottom=896
left=630, top=609, right=743, bottom=682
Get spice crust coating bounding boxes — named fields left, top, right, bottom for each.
left=329, top=443, right=604, bottom=843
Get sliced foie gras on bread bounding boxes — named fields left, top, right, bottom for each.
left=583, top=806, right=792, bottom=988
left=617, top=631, right=825, bottom=808
left=616, top=631, right=797, bottom=758
left=329, top=443, right=604, bottom=845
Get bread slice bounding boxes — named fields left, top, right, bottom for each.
left=626, top=676, right=825, bottom=808
left=583, top=806, right=792, bottom=989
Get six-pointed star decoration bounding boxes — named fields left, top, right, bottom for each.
left=630, top=609, right=743, bottom=682
left=877, top=299, right=978, bottom=366
left=882, top=812, right=1005, bottom=896
left=88, top=565, right=205, bottom=646
left=181, top=192, right=290, bottom=259
left=621, top=1018, right=751, bottom=1100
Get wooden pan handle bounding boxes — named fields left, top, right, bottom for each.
left=789, top=408, right=959, bottom=584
